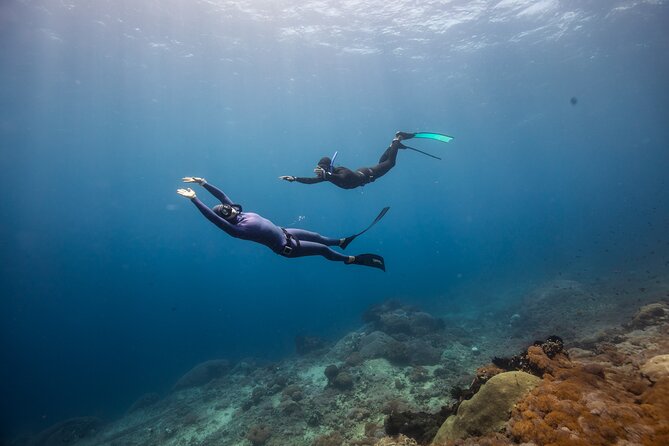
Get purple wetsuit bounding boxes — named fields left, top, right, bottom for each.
left=190, top=182, right=349, bottom=262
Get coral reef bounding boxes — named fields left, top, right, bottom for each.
left=16, top=275, right=669, bottom=446
left=508, top=341, right=669, bottom=446
left=430, top=299, right=669, bottom=446
left=432, top=372, right=540, bottom=444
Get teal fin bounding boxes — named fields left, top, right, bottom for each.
left=353, top=254, right=386, bottom=271
left=413, top=132, right=454, bottom=143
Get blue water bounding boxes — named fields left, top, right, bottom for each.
left=1, top=0, right=668, bottom=438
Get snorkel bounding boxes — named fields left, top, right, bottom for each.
left=329, top=151, right=338, bottom=173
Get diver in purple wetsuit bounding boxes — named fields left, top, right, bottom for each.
left=176, top=177, right=386, bottom=271
left=279, top=133, right=414, bottom=190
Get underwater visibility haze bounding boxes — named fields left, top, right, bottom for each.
left=1, top=0, right=668, bottom=442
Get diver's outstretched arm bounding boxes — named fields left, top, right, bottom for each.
left=182, top=177, right=233, bottom=205
left=279, top=174, right=325, bottom=185
left=176, top=187, right=242, bottom=237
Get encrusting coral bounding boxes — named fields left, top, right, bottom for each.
left=432, top=371, right=540, bottom=443
left=428, top=302, right=669, bottom=446
left=508, top=346, right=669, bottom=446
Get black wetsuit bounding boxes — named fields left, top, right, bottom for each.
left=190, top=182, right=349, bottom=262
left=294, top=139, right=401, bottom=189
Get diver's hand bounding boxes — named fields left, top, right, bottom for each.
left=182, top=177, right=206, bottom=185
left=314, top=167, right=326, bottom=178
left=177, top=188, right=196, bottom=199
left=279, top=175, right=296, bottom=182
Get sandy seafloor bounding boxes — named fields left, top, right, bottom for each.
left=12, top=269, right=669, bottom=446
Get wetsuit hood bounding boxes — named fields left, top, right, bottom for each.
left=317, top=157, right=331, bottom=170
left=213, top=204, right=242, bottom=221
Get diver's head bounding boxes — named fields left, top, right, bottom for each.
left=213, top=203, right=242, bottom=221
left=317, top=156, right=332, bottom=170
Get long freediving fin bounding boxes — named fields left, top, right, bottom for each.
left=401, top=144, right=442, bottom=160
left=340, top=207, right=390, bottom=249
left=352, top=253, right=386, bottom=271
left=413, top=132, right=454, bottom=143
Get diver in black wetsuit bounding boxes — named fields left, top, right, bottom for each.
left=176, top=177, right=387, bottom=271
left=279, top=132, right=415, bottom=190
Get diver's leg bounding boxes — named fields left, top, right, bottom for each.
left=284, top=228, right=341, bottom=246
left=291, top=241, right=350, bottom=262
left=370, top=139, right=401, bottom=179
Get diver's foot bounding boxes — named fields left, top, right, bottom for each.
left=340, top=235, right=356, bottom=249
left=391, top=138, right=406, bottom=149
left=395, top=131, right=415, bottom=141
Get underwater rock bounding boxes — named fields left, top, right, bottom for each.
left=384, top=408, right=450, bottom=444
left=246, top=423, right=272, bottom=445
left=628, top=302, right=668, bottom=329
left=432, top=372, right=540, bottom=444
left=323, top=364, right=353, bottom=390
left=405, top=339, right=442, bottom=366
left=333, top=371, right=354, bottom=390
left=279, top=399, right=301, bottom=415
left=345, top=351, right=364, bottom=367
left=28, top=417, right=102, bottom=446
left=641, top=354, right=669, bottom=383
left=324, top=364, right=340, bottom=383
left=363, top=300, right=444, bottom=337
left=359, top=331, right=409, bottom=364
left=172, top=359, right=231, bottom=390
left=282, top=384, right=304, bottom=401
left=328, top=331, right=363, bottom=360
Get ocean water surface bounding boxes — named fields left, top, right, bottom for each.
left=1, top=0, right=668, bottom=439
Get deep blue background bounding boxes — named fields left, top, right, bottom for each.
left=1, top=0, right=668, bottom=438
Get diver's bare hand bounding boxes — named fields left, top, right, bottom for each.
left=182, top=177, right=205, bottom=184
left=177, top=188, right=196, bottom=199
left=279, top=175, right=296, bottom=182
left=313, top=167, right=326, bottom=178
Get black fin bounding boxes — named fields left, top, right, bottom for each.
left=340, top=235, right=356, bottom=250
left=340, top=207, right=389, bottom=250
left=353, top=254, right=386, bottom=272
left=402, top=144, right=442, bottom=160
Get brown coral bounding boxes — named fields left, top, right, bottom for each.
left=508, top=346, right=669, bottom=446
